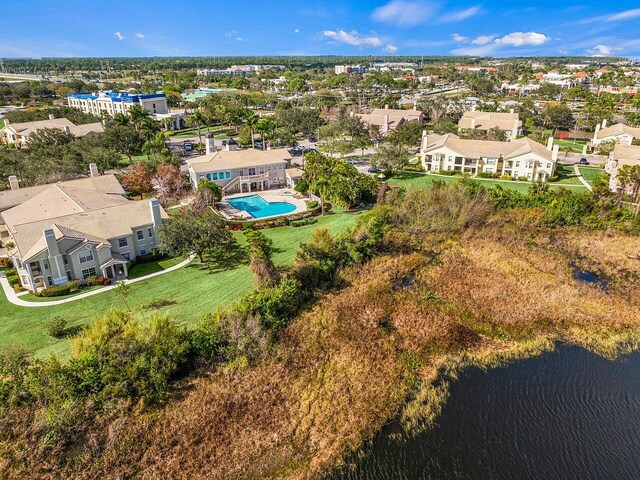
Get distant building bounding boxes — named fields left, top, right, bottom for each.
left=1, top=115, right=104, bottom=147
left=458, top=110, right=522, bottom=141
left=334, top=65, right=367, bottom=75
left=420, top=131, right=557, bottom=181
left=67, top=91, right=169, bottom=117
left=355, top=106, right=424, bottom=135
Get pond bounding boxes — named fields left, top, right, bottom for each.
left=337, top=344, right=640, bottom=480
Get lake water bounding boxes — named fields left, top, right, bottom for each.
left=337, top=344, right=640, bottom=480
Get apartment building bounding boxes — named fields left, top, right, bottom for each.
left=420, top=131, right=557, bottom=181
left=1, top=168, right=168, bottom=290
left=605, top=143, right=640, bottom=193
left=355, top=106, right=424, bottom=135
left=334, top=65, right=367, bottom=75
left=186, top=145, right=293, bottom=194
left=592, top=120, right=640, bottom=146
left=458, top=110, right=522, bottom=141
left=67, top=91, right=169, bottom=117
left=1, top=115, right=103, bottom=146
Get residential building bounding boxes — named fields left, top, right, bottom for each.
left=335, top=65, right=367, bottom=75
left=1, top=167, right=168, bottom=291
left=592, top=120, right=640, bottom=146
left=1, top=115, right=103, bottom=146
left=355, top=107, right=424, bottom=135
left=458, top=110, right=522, bottom=141
left=67, top=91, right=169, bottom=116
left=285, top=168, right=304, bottom=188
left=420, top=131, right=557, bottom=181
left=605, top=143, right=640, bottom=193
left=186, top=146, right=293, bottom=194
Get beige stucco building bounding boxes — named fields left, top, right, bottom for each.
left=1, top=168, right=168, bottom=291
left=0, top=116, right=104, bottom=147
left=605, top=143, right=640, bottom=194
left=458, top=110, right=522, bottom=141
left=592, top=120, right=640, bottom=147
left=420, top=131, right=558, bottom=181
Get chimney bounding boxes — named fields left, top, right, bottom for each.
left=149, top=198, right=163, bottom=229
left=593, top=123, right=601, bottom=142
left=43, top=227, right=60, bottom=257
left=552, top=144, right=559, bottom=162
left=470, top=118, right=476, bottom=129
left=420, top=130, right=429, bottom=165
left=547, top=136, right=554, bottom=150
left=413, top=102, right=418, bottom=111
left=509, top=108, right=515, bottom=114
left=383, top=114, right=390, bottom=134
left=384, top=104, right=389, bottom=110
left=205, top=133, right=215, bottom=154
left=8, top=175, right=19, bottom=190
left=3, top=118, right=9, bottom=126
left=602, top=119, right=608, bottom=128
left=89, top=163, right=99, bottom=178
left=48, top=113, right=55, bottom=120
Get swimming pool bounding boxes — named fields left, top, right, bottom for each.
left=226, top=194, right=297, bottom=219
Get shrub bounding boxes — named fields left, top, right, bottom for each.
left=44, top=316, right=67, bottom=338
left=294, top=179, right=309, bottom=194
left=12, top=283, right=23, bottom=292
left=291, top=218, right=318, bottom=227
left=236, top=277, right=302, bottom=333
left=438, top=170, right=458, bottom=176
left=68, top=280, right=81, bottom=292
left=40, top=284, right=71, bottom=297
left=500, top=174, right=514, bottom=180
left=518, top=176, right=529, bottom=182
left=0, top=258, right=13, bottom=269
left=307, top=200, right=319, bottom=209
left=7, top=275, right=20, bottom=287
left=103, top=278, right=111, bottom=286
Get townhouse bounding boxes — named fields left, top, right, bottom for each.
left=605, top=143, right=640, bottom=194
left=1, top=166, right=168, bottom=291
left=592, top=120, right=640, bottom=146
left=1, top=115, right=103, bottom=146
left=458, top=110, right=522, bottom=141
left=420, top=131, right=557, bottom=181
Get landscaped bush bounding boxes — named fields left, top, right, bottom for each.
left=518, top=176, right=528, bottom=182
left=294, top=179, right=309, bottom=194
left=500, top=174, right=514, bottom=180
left=0, top=258, right=13, bottom=269
left=291, top=218, right=318, bottom=227
left=307, top=200, right=319, bottom=209
left=438, top=170, right=458, bottom=176
left=68, top=280, right=81, bottom=292
left=7, top=274, right=20, bottom=286
left=12, top=283, right=23, bottom=293
left=40, top=284, right=71, bottom=297
left=44, top=316, right=68, bottom=338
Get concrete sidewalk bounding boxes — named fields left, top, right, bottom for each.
left=573, top=165, right=593, bottom=191
left=0, top=254, right=195, bottom=308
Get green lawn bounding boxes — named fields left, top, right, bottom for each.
left=389, top=172, right=589, bottom=194
left=170, top=125, right=230, bottom=139
left=578, top=167, right=604, bottom=186
left=0, top=118, right=4, bottom=129
left=19, top=285, right=107, bottom=303
left=549, top=164, right=584, bottom=185
left=0, top=208, right=363, bottom=359
left=128, top=256, right=184, bottom=279
left=554, top=138, right=588, bottom=154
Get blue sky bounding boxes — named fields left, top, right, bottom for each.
left=2, top=0, right=640, bottom=58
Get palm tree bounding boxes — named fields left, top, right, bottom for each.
left=113, top=112, right=130, bottom=127
left=161, top=117, right=174, bottom=132
left=190, top=110, right=206, bottom=145
left=139, top=117, right=160, bottom=142
left=128, top=105, right=150, bottom=132
left=244, top=110, right=259, bottom=148
left=312, top=178, right=329, bottom=217
left=256, top=117, right=276, bottom=150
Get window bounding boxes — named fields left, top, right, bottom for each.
left=516, top=161, right=520, bottom=167
left=78, top=250, right=94, bottom=264
left=136, top=230, right=144, bottom=240
left=148, top=227, right=153, bottom=237
left=278, top=165, right=283, bottom=170
left=206, top=173, right=212, bottom=180
left=63, top=254, right=68, bottom=265
left=82, top=267, right=97, bottom=279
left=225, top=171, right=231, bottom=179
left=547, top=163, right=552, bottom=168
left=122, top=252, right=131, bottom=261
left=139, top=245, right=147, bottom=256
left=118, top=237, right=128, bottom=247
left=42, top=259, right=50, bottom=270
left=66, top=271, right=72, bottom=281
left=47, top=276, right=53, bottom=286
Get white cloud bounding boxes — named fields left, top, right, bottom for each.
left=323, top=29, right=383, bottom=48
left=472, top=34, right=496, bottom=45
left=451, top=33, right=469, bottom=43
left=135, top=33, right=145, bottom=39
left=114, top=32, right=124, bottom=41
left=225, top=30, right=237, bottom=38
left=606, top=8, right=640, bottom=21
left=236, top=37, right=245, bottom=42
left=384, top=43, right=398, bottom=53
left=494, top=32, right=550, bottom=46
left=587, top=44, right=621, bottom=56
left=439, top=6, right=481, bottom=23
left=372, top=0, right=437, bottom=27
left=294, top=28, right=300, bottom=33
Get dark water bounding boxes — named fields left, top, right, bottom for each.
left=337, top=345, right=640, bottom=480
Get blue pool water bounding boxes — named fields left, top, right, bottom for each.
left=226, top=195, right=296, bottom=219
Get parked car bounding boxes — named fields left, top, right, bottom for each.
left=579, top=157, right=589, bottom=165
left=254, top=141, right=263, bottom=149
left=367, top=167, right=381, bottom=174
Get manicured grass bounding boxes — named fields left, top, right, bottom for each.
left=0, top=208, right=363, bottom=359
left=170, top=125, right=230, bottom=139
left=549, top=164, right=584, bottom=185
left=554, top=138, right=587, bottom=154
left=388, top=172, right=589, bottom=194
left=127, top=256, right=184, bottom=279
left=18, top=285, right=108, bottom=303
left=578, top=167, right=604, bottom=186
left=0, top=118, right=4, bottom=129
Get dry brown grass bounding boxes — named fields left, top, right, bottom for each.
left=3, top=224, right=640, bottom=480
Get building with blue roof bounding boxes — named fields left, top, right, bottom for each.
left=67, top=91, right=169, bottom=117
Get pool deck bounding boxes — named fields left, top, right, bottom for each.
left=221, top=188, right=308, bottom=220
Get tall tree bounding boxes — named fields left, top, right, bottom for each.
left=244, top=230, right=279, bottom=286
left=120, top=163, right=154, bottom=199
